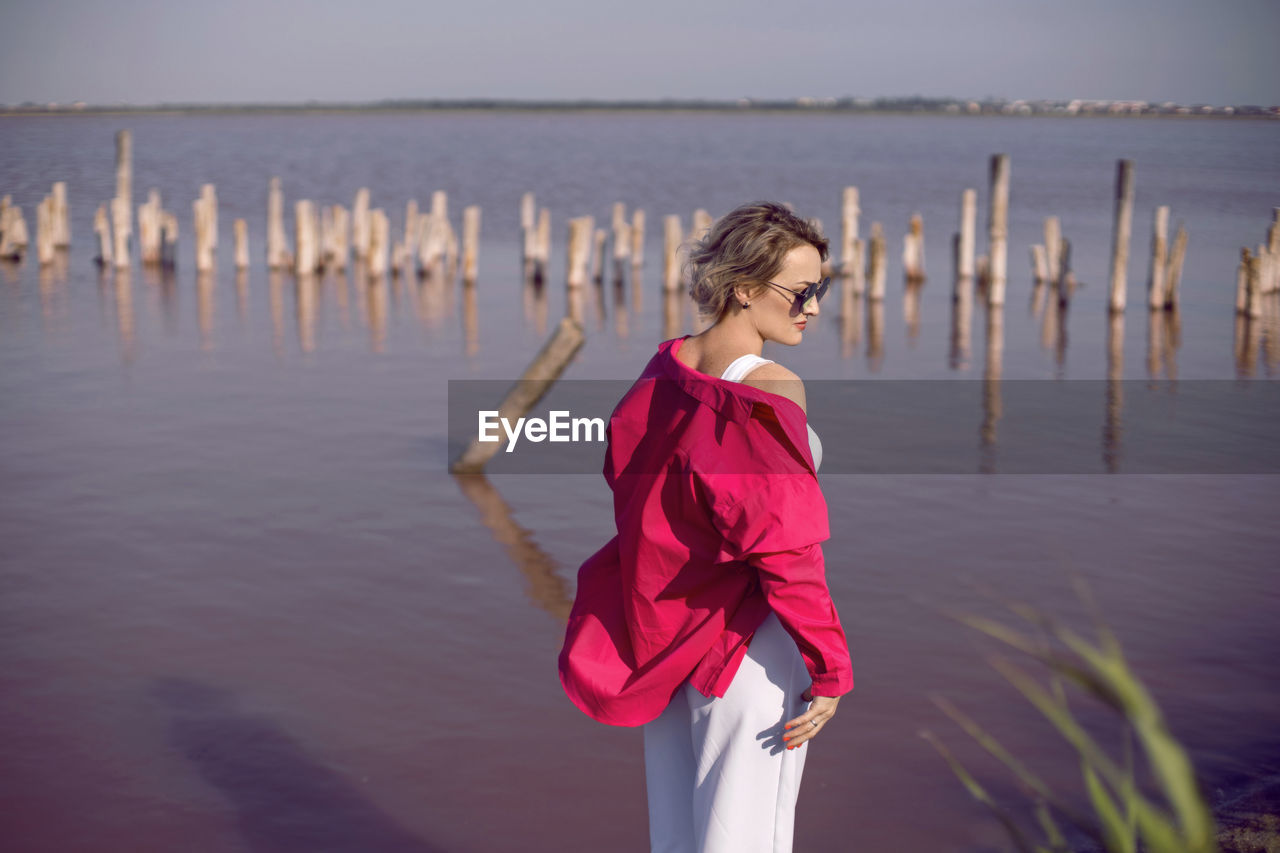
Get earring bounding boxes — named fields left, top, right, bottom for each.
left=741, top=301, right=750, bottom=309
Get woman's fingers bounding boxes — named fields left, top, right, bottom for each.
left=782, top=694, right=839, bottom=749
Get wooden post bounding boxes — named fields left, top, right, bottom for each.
left=194, top=194, right=213, bottom=273
left=115, top=130, right=132, bottom=230
left=462, top=205, right=481, bottom=284
left=93, top=204, right=113, bottom=267
left=138, top=189, right=161, bottom=265
left=331, top=205, right=349, bottom=271
left=1108, top=159, right=1134, bottom=312
left=111, top=196, right=131, bottom=267
left=590, top=227, right=607, bottom=284
left=52, top=181, right=70, bottom=248
left=402, top=199, right=420, bottom=274
left=1030, top=245, right=1048, bottom=283
left=1267, top=209, right=1280, bottom=294
left=958, top=188, right=976, bottom=280
left=1236, top=248, right=1251, bottom=315
left=902, top=212, right=924, bottom=281
left=630, top=209, right=646, bottom=267
left=521, top=192, right=537, bottom=271
left=987, top=154, right=1010, bottom=305
left=567, top=216, right=595, bottom=288
left=160, top=212, right=178, bottom=269
left=1043, top=216, right=1061, bottom=283
left=450, top=316, right=586, bottom=473
left=841, top=187, right=860, bottom=277
left=1148, top=205, right=1168, bottom=309
left=36, top=196, right=55, bottom=266
left=612, top=202, right=631, bottom=264
left=234, top=219, right=249, bottom=269
left=368, top=209, right=389, bottom=277
left=0, top=206, right=29, bottom=260
left=352, top=188, right=371, bottom=260
left=267, top=177, right=290, bottom=270
left=663, top=215, right=683, bottom=292
left=690, top=209, right=712, bottom=244
left=1164, top=223, right=1187, bottom=309
left=1246, top=249, right=1263, bottom=319
left=200, top=184, right=218, bottom=249
left=295, top=200, right=318, bottom=275
left=867, top=222, right=886, bottom=300
left=535, top=208, right=552, bottom=275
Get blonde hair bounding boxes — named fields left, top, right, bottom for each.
left=687, top=201, right=829, bottom=318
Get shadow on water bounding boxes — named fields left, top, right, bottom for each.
left=150, top=677, right=442, bottom=853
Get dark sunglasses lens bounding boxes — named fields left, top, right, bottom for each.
left=802, top=278, right=829, bottom=306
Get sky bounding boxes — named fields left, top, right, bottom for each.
left=1, top=0, right=1277, bottom=106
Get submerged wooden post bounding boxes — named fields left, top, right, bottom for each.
left=462, top=205, right=481, bottom=284
left=111, top=196, right=131, bottom=267
left=1030, top=245, right=1048, bottom=283
left=535, top=208, right=552, bottom=276
left=51, top=181, right=70, bottom=248
left=612, top=202, right=630, bottom=264
left=630, top=209, right=646, bottom=267
left=234, top=219, right=249, bottom=269
left=200, top=184, right=218, bottom=250
left=193, top=193, right=215, bottom=273
left=450, top=316, right=586, bottom=474
left=958, top=188, right=976, bottom=280
left=367, top=209, right=389, bottom=277
left=867, top=222, right=887, bottom=300
left=841, top=187, right=860, bottom=277
left=1164, top=223, right=1187, bottom=309
left=902, top=212, right=925, bottom=281
left=267, top=177, right=289, bottom=270
left=330, top=205, right=350, bottom=271
left=1148, top=205, right=1169, bottom=309
left=160, top=212, right=178, bottom=269
left=987, top=154, right=1010, bottom=305
left=690, top=209, right=712, bottom=244
left=590, top=227, right=607, bottom=284
left=663, top=215, right=683, bottom=292
left=1108, top=159, right=1135, bottom=312
left=1043, top=216, right=1061, bottom=284
left=137, top=189, right=160, bottom=265
left=295, top=200, right=318, bottom=275
left=352, top=188, right=371, bottom=260
left=93, top=204, right=113, bottom=267
left=36, top=196, right=55, bottom=266
left=115, top=130, right=132, bottom=231
left=567, top=216, right=595, bottom=288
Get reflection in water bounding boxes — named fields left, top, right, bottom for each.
left=297, top=274, right=318, bottom=354
left=1105, top=312, right=1125, bottom=473
left=461, top=281, right=478, bottom=356
left=840, top=290, right=862, bottom=361
left=523, top=278, right=548, bottom=337
left=39, top=251, right=68, bottom=330
left=613, top=274, right=629, bottom=340
left=366, top=274, right=388, bottom=353
left=452, top=474, right=573, bottom=623
left=866, top=298, right=884, bottom=371
left=332, top=268, right=351, bottom=333
left=1264, top=294, right=1280, bottom=374
left=269, top=272, right=286, bottom=358
left=591, top=279, right=607, bottom=333
left=567, top=283, right=585, bottom=326
left=980, top=304, right=1004, bottom=472
left=235, top=269, right=249, bottom=326
left=197, top=270, right=216, bottom=352
left=903, top=279, right=923, bottom=344
left=150, top=677, right=441, bottom=853
left=115, top=265, right=136, bottom=365
left=1234, top=314, right=1260, bottom=378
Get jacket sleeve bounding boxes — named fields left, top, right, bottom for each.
left=700, top=471, right=854, bottom=697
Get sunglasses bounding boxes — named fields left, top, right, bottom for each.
left=762, top=276, right=830, bottom=312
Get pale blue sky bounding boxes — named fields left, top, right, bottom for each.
left=1, top=0, right=1277, bottom=105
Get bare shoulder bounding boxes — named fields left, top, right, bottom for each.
left=741, top=361, right=807, bottom=414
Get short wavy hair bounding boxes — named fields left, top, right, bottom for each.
left=687, top=201, right=829, bottom=318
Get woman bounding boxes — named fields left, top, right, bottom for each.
left=559, top=201, right=853, bottom=853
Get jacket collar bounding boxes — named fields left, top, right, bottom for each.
left=657, top=335, right=817, bottom=473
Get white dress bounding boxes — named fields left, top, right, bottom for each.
left=719, top=354, right=822, bottom=471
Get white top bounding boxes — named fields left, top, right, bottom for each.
left=720, top=354, right=823, bottom=472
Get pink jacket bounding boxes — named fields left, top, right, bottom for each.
left=558, top=335, right=853, bottom=726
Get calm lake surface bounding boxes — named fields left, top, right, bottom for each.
left=1, top=112, right=1278, bottom=852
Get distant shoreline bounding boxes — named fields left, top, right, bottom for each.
left=2, top=98, right=1277, bottom=119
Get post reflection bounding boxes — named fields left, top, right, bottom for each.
left=297, top=274, right=317, bottom=354
left=452, top=473, right=573, bottom=623
left=115, top=265, right=136, bottom=365
left=949, top=275, right=973, bottom=371
left=365, top=273, right=388, bottom=353
left=902, top=279, right=923, bottom=344
left=197, top=270, right=216, bottom=351
left=462, top=281, right=478, bottom=356
left=1104, top=311, right=1125, bottom=473
left=866, top=298, right=884, bottom=372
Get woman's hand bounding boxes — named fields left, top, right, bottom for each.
left=782, top=689, right=839, bottom=750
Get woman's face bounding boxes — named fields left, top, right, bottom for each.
left=746, top=243, right=823, bottom=345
